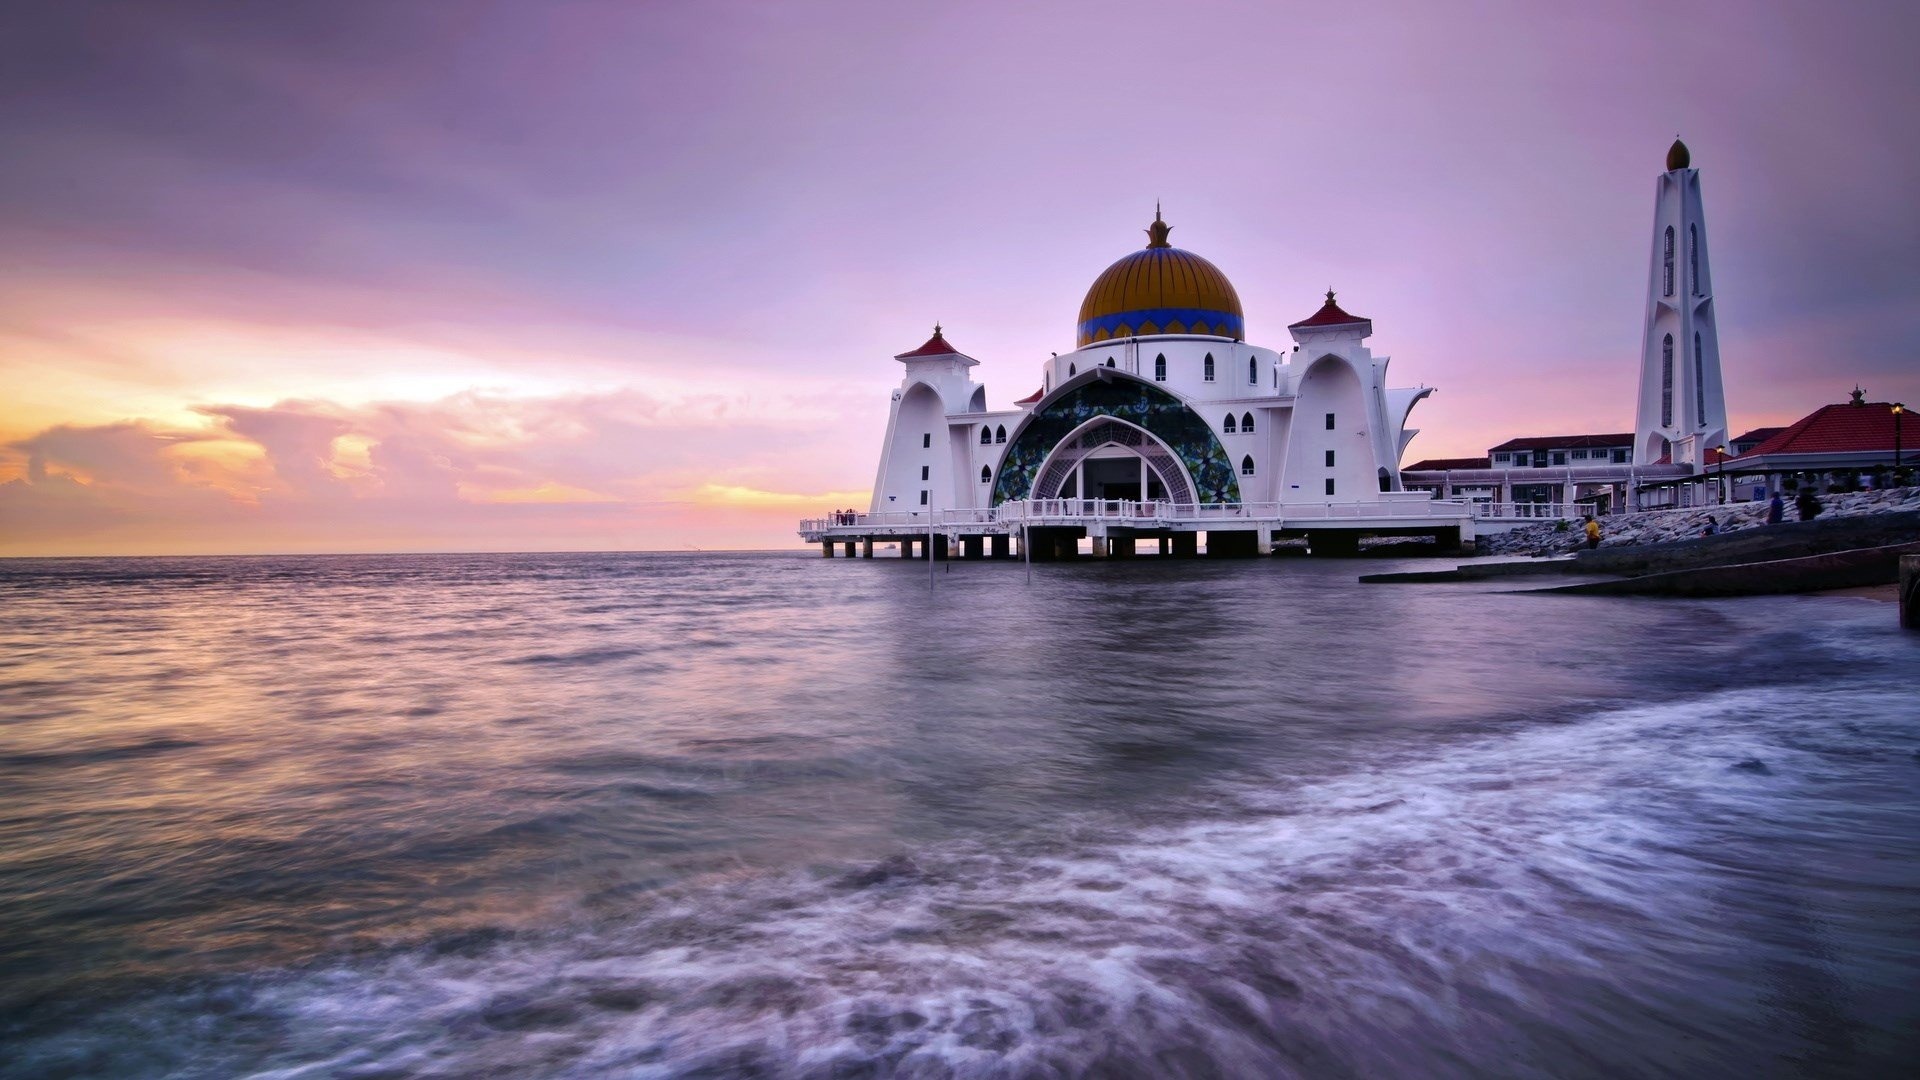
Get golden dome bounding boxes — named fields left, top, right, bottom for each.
left=1076, top=209, right=1243, bottom=347
left=1666, top=138, right=1691, bottom=171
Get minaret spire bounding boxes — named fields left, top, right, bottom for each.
left=1145, top=203, right=1172, bottom=248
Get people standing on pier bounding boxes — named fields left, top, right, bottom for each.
left=1584, top=515, right=1601, bottom=550
left=1768, top=493, right=1786, bottom=525
left=1797, top=490, right=1823, bottom=521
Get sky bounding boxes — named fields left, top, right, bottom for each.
left=2, top=0, right=1917, bottom=555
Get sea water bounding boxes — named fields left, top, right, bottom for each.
left=0, top=552, right=1915, bottom=1077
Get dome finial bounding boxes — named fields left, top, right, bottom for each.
left=1326, top=287, right=1336, bottom=303
left=1145, top=204, right=1172, bottom=248
left=1666, top=136, right=1691, bottom=171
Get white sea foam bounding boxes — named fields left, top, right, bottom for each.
left=25, top=681, right=1909, bottom=1079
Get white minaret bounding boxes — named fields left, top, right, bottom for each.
left=1633, top=138, right=1729, bottom=466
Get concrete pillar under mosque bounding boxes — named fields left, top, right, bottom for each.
left=963, top=535, right=984, bottom=559
left=1171, top=532, right=1198, bottom=558
left=843, top=541, right=856, bottom=557
left=991, top=534, right=1010, bottom=559
left=861, top=537, right=873, bottom=558
left=821, top=541, right=833, bottom=558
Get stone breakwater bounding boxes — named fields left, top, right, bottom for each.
left=1478, top=486, right=1920, bottom=557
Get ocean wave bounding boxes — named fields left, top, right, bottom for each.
left=7, top=682, right=1916, bottom=1078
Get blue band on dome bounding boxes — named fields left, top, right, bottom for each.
left=1077, top=308, right=1243, bottom=342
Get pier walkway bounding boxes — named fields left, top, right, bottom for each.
left=798, top=495, right=1476, bottom=559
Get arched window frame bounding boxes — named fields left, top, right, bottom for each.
left=1663, top=226, right=1675, bottom=297
left=1689, top=224, right=1700, bottom=296
left=1202, top=354, right=1215, bottom=382
left=1694, top=332, right=1705, bottom=422
left=980, top=426, right=992, bottom=445
left=1068, top=363, right=1076, bottom=376
left=1248, top=356, right=1258, bottom=384
left=994, top=424, right=1006, bottom=444
left=1105, top=357, right=1116, bottom=368
left=1153, top=354, right=1166, bottom=381
left=1660, top=334, right=1674, bottom=427
left=1241, top=412, right=1255, bottom=434
left=1222, top=414, right=1237, bottom=434
left=980, top=466, right=991, bottom=484
left=1240, top=454, right=1255, bottom=476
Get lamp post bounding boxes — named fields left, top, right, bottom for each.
left=1894, top=402, right=1906, bottom=482
left=1714, top=445, right=1729, bottom=505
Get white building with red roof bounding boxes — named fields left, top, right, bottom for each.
left=1714, top=390, right=1912, bottom=499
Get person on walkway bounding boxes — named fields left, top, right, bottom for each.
left=1767, top=492, right=1786, bottom=525
left=1701, top=517, right=1719, bottom=537
left=1583, top=515, right=1601, bottom=550
left=1797, top=489, right=1823, bottom=521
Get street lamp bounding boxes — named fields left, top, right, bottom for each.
left=1894, top=402, right=1906, bottom=479
left=1714, top=444, right=1729, bottom=505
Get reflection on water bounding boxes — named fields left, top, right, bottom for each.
left=0, top=552, right=1916, bottom=1076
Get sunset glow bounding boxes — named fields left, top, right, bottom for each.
left=4, top=1, right=1916, bottom=555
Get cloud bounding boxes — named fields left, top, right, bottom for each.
left=0, top=386, right=873, bottom=554
left=10, top=420, right=214, bottom=489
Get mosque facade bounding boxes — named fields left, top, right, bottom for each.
left=802, top=211, right=1471, bottom=558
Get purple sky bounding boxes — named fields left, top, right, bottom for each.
left=3, top=1, right=1917, bottom=553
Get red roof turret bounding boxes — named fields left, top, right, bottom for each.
left=895, top=324, right=961, bottom=358
left=1289, top=290, right=1371, bottom=330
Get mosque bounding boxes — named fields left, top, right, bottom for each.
left=800, top=208, right=1472, bottom=558
left=803, top=139, right=1904, bottom=557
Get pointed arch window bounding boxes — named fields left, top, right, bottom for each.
left=980, top=426, right=992, bottom=445
left=1068, top=363, right=1076, bottom=376
left=980, top=466, right=991, bottom=484
left=1105, top=357, right=1116, bottom=368
left=1689, top=224, right=1700, bottom=295
left=1248, top=356, right=1258, bottom=384
left=1153, top=354, right=1166, bottom=381
left=1203, top=354, right=1215, bottom=382
left=994, top=424, right=1006, bottom=444
left=1240, top=454, right=1255, bottom=476
left=1222, top=414, right=1237, bottom=434
left=1694, top=332, right=1705, bottom=421
left=1241, top=412, right=1255, bottom=434
left=1660, top=334, right=1674, bottom=427
left=1663, top=226, right=1675, bottom=297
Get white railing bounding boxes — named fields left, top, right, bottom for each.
left=801, top=496, right=1473, bottom=534
left=1469, top=502, right=1588, bottom=520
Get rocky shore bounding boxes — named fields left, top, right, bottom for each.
left=1478, top=486, right=1920, bottom=557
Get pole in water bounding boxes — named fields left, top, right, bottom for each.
left=928, top=516, right=935, bottom=589
left=1023, top=523, right=1032, bottom=586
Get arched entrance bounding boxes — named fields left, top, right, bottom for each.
left=990, top=371, right=1240, bottom=504
left=1030, top=417, right=1196, bottom=504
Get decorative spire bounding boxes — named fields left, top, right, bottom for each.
left=1850, top=385, right=1866, bottom=406
left=1326, top=288, right=1336, bottom=304
left=933, top=322, right=942, bottom=337
left=1145, top=204, right=1172, bottom=248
